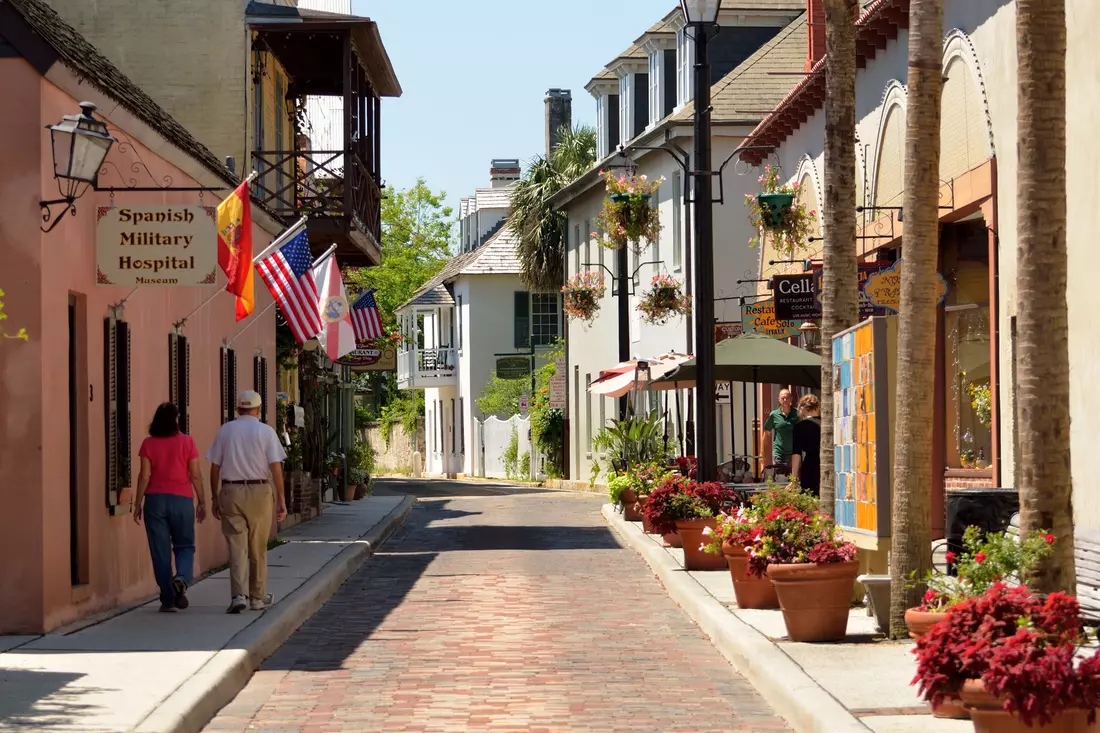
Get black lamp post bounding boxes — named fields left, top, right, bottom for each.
left=40, top=102, right=116, bottom=232
left=680, top=0, right=720, bottom=482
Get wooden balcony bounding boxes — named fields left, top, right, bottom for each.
left=397, top=348, right=458, bottom=390
left=251, top=148, right=382, bottom=265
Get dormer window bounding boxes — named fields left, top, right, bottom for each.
left=676, top=25, right=695, bottom=108
left=644, top=37, right=678, bottom=126
left=615, top=65, right=649, bottom=143
left=590, top=80, right=620, bottom=159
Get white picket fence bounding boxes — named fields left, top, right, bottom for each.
left=476, top=414, right=540, bottom=480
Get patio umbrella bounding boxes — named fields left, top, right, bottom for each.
left=649, top=333, right=821, bottom=389
left=588, top=353, right=692, bottom=398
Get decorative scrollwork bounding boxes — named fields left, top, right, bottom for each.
left=98, top=133, right=176, bottom=190
left=40, top=197, right=77, bottom=233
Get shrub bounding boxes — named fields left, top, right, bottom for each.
left=502, top=425, right=520, bottom=480
left=745, top=507, right=857, bottom=578
left=642, top=476, right=738, bottom=536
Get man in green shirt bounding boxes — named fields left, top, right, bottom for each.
left=763, top=388, right=799, bottom=467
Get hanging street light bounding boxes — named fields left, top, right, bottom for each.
left=40, top=102, right=116, bottom=232
left=679, top=0, right=720, bottom=24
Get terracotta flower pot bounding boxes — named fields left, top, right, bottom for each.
left=960, top=679, right=1095, bottom=733
left=722, top=541, right=779, bottom=609
left=904, top=607, right=947, bottom=639
left=663, top=531, right=682, bottom=548
left=641, top=511, right=655, bottom=534
left=675, top=518, right=727, bottom=571
left=621, top=488, right=644, bottom=522
left=766, top=561, right=859, bottom=642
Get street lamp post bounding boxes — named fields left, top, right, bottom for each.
left=617, top=240, right=630, bottom=419
left=681, top=0, right=720, bottom=482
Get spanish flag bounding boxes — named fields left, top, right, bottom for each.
left=217, top=180, right=254, bottom=321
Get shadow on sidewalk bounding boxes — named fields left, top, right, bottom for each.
left=0, top=669, right=104, bottom=730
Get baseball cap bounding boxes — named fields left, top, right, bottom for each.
left=238, top=390, right=263, bottom=409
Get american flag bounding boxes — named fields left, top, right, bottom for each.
left=256, top=225, right=322, bottom=343
left=350, top=289, right=384, bottom=341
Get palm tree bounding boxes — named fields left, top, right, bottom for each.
left=888, top=0, right=943, bottom=637
left=1016, top=0, right=1075, bottom=594
left=509, top=125, right=597, bottom=292
left=818, top=0, right=860, bottom=513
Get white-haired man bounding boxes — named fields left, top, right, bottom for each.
left=207, top=390, right=287, bottom=614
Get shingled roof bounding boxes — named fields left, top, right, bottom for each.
left=1, top=0, right=236, bottom=188
left=398, top=227, right=522, bottom=311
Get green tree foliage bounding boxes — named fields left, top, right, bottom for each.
left=476, top=372, right=528, bottom=417
left=509, top=126, right=596, bottom=292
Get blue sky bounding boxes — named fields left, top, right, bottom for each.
left=352, top=0, right=674, bottom=219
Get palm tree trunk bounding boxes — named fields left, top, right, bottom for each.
left=1016, top=0, right=1075, bottom=593
left=819, top=0, right=860, bottom=514
left=888, top=0, right=943, bottom=637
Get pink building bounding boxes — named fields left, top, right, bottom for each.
left=0, top=0, right=288, bottom=633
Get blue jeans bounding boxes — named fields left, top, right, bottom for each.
left=143, top=493, right=195, bottom=606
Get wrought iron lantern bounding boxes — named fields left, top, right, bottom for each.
left=679, top=0, right=720, bottom=24
left=799, top=321, right=821, bottom=353
left=40, top=102, right=116, bottom=232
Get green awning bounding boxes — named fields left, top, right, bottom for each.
left=651, top=333, right=821, bottom=389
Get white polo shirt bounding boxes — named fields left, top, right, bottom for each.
left=206, top=416, right=287, bottom=482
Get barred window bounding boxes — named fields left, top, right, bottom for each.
left=104, top=317, right=131, bottom=511
left=220, top=347, right=237, bottom=424
left=254, top=354, right=269, bottom=424
left=168, top=333, right=191, bottom=434
left=531, top=294, right=560, bottom=347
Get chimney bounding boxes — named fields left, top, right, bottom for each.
left=807, top=0, right=826, bottom=72
left=544, top=89, right=572, bottom=158
left=489, top=159, right=521, bottom=189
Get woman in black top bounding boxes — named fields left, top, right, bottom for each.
left=790, top=394, right=822, bottom=495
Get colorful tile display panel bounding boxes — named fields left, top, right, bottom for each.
left=832, top=320, right=880, bottom=534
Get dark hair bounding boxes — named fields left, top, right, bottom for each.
left=149, top=402, right=180, bottom=438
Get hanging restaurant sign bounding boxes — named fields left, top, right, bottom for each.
left=714, top=321, right=743, bottom=343
left=772, top=273, right=818, bottom=321
left=336, top=341, right=397, bottom=372
left=862, top=259, right=949, bottom=313
left=96, top=206, right=218, bottom=286
left=741, top=299, right=802, bottom=340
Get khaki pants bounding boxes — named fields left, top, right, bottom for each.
left=218, top=482, right=273, bottom=600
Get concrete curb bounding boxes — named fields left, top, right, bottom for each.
left=133, top=495, right=416, bottom=733
left=602, top=504, right=870, bottom=733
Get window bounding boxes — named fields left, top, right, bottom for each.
left=514, top=292, right=530, bottom=348
left=220, top=346, right=237, bottom=424
left=104, top=317, right=131, bottom=511
left=585, top=373, right=593, bottom=454
left=438, top=399, right=444, bottom=450
left=254, top=355, right=269, bottom=425
left=619, top=75, right=631, bottom=145
left=608, top=94, right=620, bottom=151
left=252, top=48, right=264, bottom=195
left=457, top=294, right=463, bottom=351
left=648, top=52, right=660, bottom=126
left=596, top=95, right=606, bottom=158
left=168, top=333, right=190, bottom=434
left=672, top=170, right=683, bottom=270
left=458, top=398, right=465, bottom=455
left=651, top=190, right=661, bottom=269
left=599, top=394, right=606, bottom=439
left=676, top=27, right=694, bottom=108
left=574, top=366, right=582, bottom=463
left=451, top=399, right=456, bottom=454
left=531, top=293, right=560, bottom=347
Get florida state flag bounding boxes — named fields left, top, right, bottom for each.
left=216, top=180, right=254, bottom=321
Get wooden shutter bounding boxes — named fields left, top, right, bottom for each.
left=254, top=355, right=269, bottom=424
left=220, top=347, right=229, bottom=424
left=228, top=348, right=238, bottom=421
left=117, top=321, right=131, bottom=491
left=513, top=292, right=530, bottom=349
left=178, top=336, right=190, bottom=434
left=104, top=317, right=118, bottom=507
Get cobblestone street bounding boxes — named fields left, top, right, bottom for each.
left=202, top=479, right=790, bottom=733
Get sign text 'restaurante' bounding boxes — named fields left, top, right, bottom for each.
left=96, top=205, right=218, bottom=287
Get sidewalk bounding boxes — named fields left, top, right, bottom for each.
left=0, top=495, right=414, bottom=733
left=602, top=504, right=970, bottom=733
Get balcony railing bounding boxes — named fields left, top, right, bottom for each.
left=251, top=149, right=382, bottom=244
left=397, top=348, right=458, bottom=389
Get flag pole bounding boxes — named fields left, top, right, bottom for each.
left=173, top=273, right=225, bottom=331
left=253, top=216, right=308, bottom=265
left=225, top=243, right=338, bottom=347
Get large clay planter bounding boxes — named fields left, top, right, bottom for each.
left=960, top=679, right=1095, bottom=733
left=621, top=488, right=644, bottom=521
left=663, top=531, right=682, bottom=548
left=722, top=541, right=779, bottom=609
left=904, top=608, right=966, bottom=719
left=675, top=518, right=727, bottom=571
left=767, top=561, right=859, bottom=642
left=641, top=510, right=655, bottom=534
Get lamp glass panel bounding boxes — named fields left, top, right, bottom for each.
left=50, top=124, right=75, bottom=179
left=69, top=134, right=112, bottom=183
left=680, top=0, right=720, bottom=23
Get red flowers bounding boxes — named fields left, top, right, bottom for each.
left=1045, top=534, right=1056, bottom=545
left=945, top=551, right=957, bottom=564
left=974, top=551, right=987, bottom=563
left=923, top=589, right=937, bottom=604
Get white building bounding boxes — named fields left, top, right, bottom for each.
left=550, top=1, right=809, bottom=484
left=396, top=161, right=562, bottom=477
left=736, top=0, right=1100, bottom=534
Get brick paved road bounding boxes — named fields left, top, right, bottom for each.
left=203, top=479, right=790, bottom=733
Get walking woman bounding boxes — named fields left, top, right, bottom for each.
left=133, top=403, right=206, bottom=612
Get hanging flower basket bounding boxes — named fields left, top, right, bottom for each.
left=744, top=165, right=815, bottom=257
left=637, top=274, right=691, bottom=325
left=562, top=270, right=606, bottom=325
left=593, top=170, right=664, bottom=253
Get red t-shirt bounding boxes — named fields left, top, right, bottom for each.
left=139, top=433, right=199, bottom=497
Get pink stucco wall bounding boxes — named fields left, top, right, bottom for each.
left=0, top=58, right=279, bottom=633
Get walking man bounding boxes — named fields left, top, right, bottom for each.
left=763, top=388, right=799, bottom=470
left=208, top=390, right=287, bottom=614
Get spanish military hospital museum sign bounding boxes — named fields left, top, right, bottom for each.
left=96, top=206, right=218, bottom=286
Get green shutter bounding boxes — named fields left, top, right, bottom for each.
left=514, top=292, right=530, bottom=348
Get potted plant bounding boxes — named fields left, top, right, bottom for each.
left=637, top=274, right=691, bottom=325
left=704, top=482, right=819, bottom=609
left=593, top=170, right=664, bottom=252
left=643, top=476, right=736, bottom=570
left=913, top=583, right=1100, bottom=733
left=747, top=507, right=859, bottom=641
left=562, top=270, right=606, bottom=325
left=607, top=473, right=643, bottom=522
left=744, top=166, right=815, bottom=256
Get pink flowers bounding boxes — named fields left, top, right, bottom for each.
left=945, top=551, right=957, bottom=564
left=975, top=552, right=987, bottom=564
